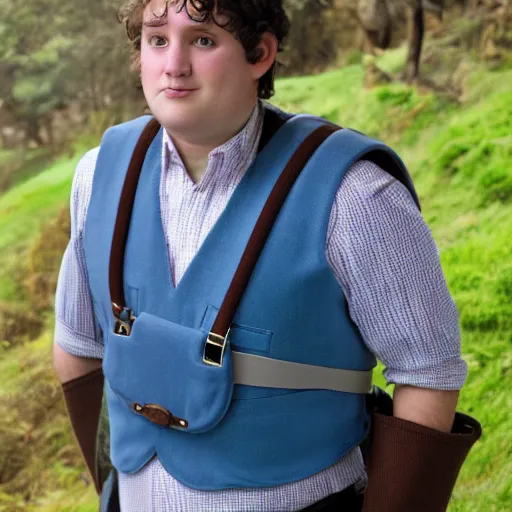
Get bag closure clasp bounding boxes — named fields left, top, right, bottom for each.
left=132, top=402, right=188, bottom=429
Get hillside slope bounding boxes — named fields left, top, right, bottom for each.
left=0, top=50, right=510, bottom=511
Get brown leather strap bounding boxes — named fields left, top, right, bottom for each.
left=211, top=123, right=338, bottom=337
left=109, top=118, right=338, bottom=332
left=109, top=118, right=161, bottom=314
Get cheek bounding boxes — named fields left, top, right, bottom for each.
left=198, top=53, right=251, bottom=90
left=197, top=56, right=225, bottom=83
left=140, top=48, right=161, bottom=83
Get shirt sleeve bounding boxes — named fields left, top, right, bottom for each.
left=326, top=160, right=468, bottom=390
left=54, top=146, right=105, bottom=359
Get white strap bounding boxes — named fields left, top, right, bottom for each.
left=232, top=351, right=373, bottom=394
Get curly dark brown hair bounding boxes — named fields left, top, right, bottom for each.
left=118, top=0, right=290, bottom=99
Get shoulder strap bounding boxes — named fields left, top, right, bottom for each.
left=109, top=118, right=161, bottom=320
left=210, top=123, right=338, bottom=338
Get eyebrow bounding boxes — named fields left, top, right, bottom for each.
left=142, top=15, right=217, bottom=30
left=143, top=17, right=168, bottom=28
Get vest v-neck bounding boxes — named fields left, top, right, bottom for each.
left=153, top=123, right=280, bottom=296
left=126, top=112, right=310, bottom=312
left=160, top=103, right=265, bottom=288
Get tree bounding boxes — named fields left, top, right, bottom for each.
left=404, top=0, right=426, bottom=82
left=0, top=0, right=140, bottom=148
left=355, top=0, right=444, bottom=81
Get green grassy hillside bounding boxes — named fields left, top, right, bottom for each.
left=0, top=49, right=510, bottom=511
left=0, top=154, right=79, bottom=302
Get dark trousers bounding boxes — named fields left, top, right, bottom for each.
left=300, top=485, right=364, bottom=511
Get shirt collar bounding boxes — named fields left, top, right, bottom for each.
left=161, top=100, right=264, bottom=188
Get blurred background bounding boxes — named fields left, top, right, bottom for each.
left=0, top=0, right=511, bottom=510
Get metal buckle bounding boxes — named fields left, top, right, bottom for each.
left=203, top=329, right=230, bottom=367
left=114, top=318, right=133, bottom=336
left=112, top=303, right=136, bottom=336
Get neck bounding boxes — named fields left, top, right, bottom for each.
left=171, top=140, right=211, bottom=184
left=168, top=100, right=258, bottom=184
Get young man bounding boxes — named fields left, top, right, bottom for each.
left=53, top=1, right=479, bottom=511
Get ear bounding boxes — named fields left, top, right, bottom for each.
left=250, top=32, right=279, bottom=80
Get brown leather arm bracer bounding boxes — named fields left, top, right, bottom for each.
left=61, top=368, right=104, bottom=494
left=362, top=411, right=482, bottom=512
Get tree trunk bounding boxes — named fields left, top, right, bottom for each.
left=405, top=2, right=425, bottom=83
left=25, top=118, right=44, bottom=147
left=43, top=115, right=54, bottom=148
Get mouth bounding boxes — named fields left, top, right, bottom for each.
left=165, top=86, right=198, bottom=92
left=163, top=87, right=198, bottom=99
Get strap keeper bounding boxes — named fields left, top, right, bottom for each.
left=203, top=329, right=230, bottom=367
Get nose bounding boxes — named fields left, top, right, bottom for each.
left=164, top=41, right=192, bottom=78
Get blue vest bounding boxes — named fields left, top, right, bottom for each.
left=84, top=108, right=417, bottom=490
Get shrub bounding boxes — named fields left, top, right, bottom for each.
left=0, top=302, right=43, bottom=349
left=479, top=166, right=512, bottom=205
left=23, top=207, right=70, bottom=312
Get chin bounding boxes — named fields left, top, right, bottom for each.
left=148, top=94, right=194, bottom=120
left=149, top=107, right=196, bottom=131
left=159, top=117, right=203, bottom=141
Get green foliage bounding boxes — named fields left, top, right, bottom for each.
left=374, top=86, right=413, bottom=106
left=0, top=329, right=99, bottom=511
left=344, top=49, right=364, bottom=66
left=273, top=64, right=450, bottom=147
left=478, top=164, right=512, bottom=205
left=0, top=0, right=136, bottom=145
left=0, top=147, right=54, bottom=194
left=0, top=301, right=43, bottom=349
left=0, top=153, right=77, bottom=302
left=24, top=207, right=71, bottom=312
left=427, top=92, right=512, bottom=187
left=373, top=45, right=408, bottom=76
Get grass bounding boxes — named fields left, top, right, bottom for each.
left=0, top=147, right=57, bottom=196
left=0, top=154, right=79, bottom=302
left=0, top=45, right=511, bottom=510
left=0, top=326, right=101, bottom=511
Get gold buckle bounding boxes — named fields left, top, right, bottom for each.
left=203, top=330, right=230, bottom=367
left=114, top=318, right=133, bottom=336
left=112, top=303, right=136, bottom=336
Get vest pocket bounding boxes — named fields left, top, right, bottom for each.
left=103, top=312, right=234, bottom=433
left=201, top=305, right=273, bottom=355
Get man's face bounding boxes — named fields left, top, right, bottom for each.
left=140, top=0, right=262, bottom=145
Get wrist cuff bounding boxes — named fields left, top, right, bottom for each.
left=61, top=368, right=104, bottom=494
left=362, top=411, right=481, bottom=511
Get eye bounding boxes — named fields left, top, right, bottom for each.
left=149, top=35, right=168, bottom=47
left=194, top=36, right=215, bottom=48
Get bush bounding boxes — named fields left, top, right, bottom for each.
left=495, top=265, right=512, bottom=301
left=479, top=165, right=512, bottom=205
left=23, top=207, right=70, bottom=312
left=0, top=301, right=43, bottom=349
left=344, top=49, right=364, bottom=66
left=0, top=337, right=85, bottom=501
left=435, top=139, right=473, bottom=175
